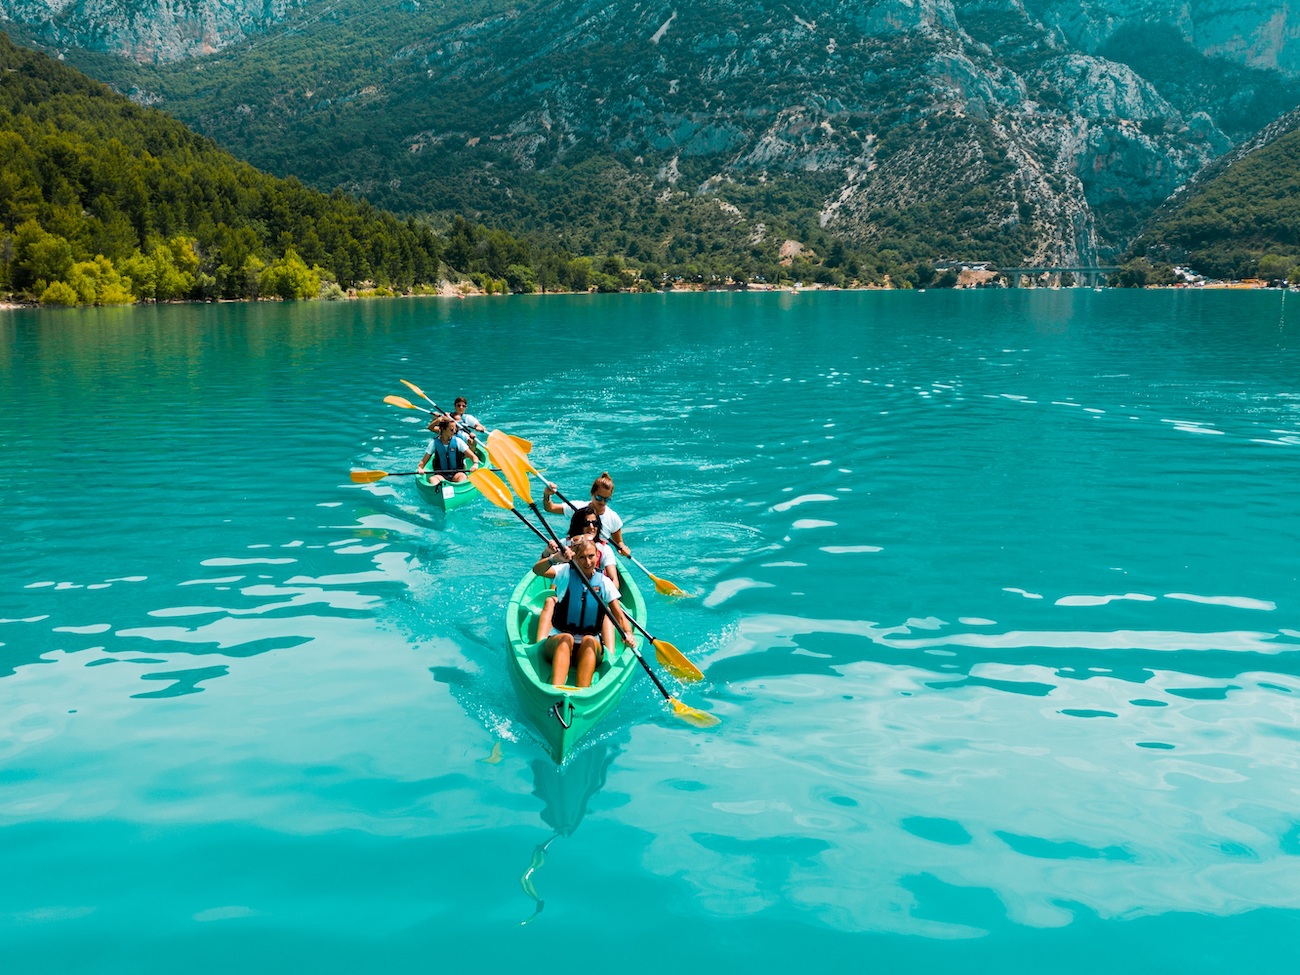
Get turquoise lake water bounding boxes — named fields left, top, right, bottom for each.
left=2, top=290, right=1299, bottom=971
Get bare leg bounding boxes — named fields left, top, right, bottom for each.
left=534, top=596, right=556, bottom=644
left=575, top=634, right=603, bottom=688
left=451, top=471, right=468, bottom=482
left=544, top=633, right=575, bottom=686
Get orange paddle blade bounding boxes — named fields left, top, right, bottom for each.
left=670, top=698, right=720, bottom=728
left=468, top=468, right=515, bottom=510
left=400, top=378, right=432, bottom=402
left=651, top=574, right=690, bottom=597
left=630, top=555, right=690, bottom=598
left=654, top=639, right=704, bottom=681
left=488, top=431, right=533, bottom=504
left=384, top=394, right=421, bottom=411
left=349, top=469, right=389, bottom=483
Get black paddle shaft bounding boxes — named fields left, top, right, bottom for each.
left=561, top=563, right=678, bottom=704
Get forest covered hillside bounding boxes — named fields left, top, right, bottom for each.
left=6, top=3, right=1300, bottom=286
left=19, top=0, right=1300, bottom=277
left=2, top=31, right=717, bottom=305
left=0, top=31, right=449, bottom=303
left=1126, top=106, right=1300, bottom=282
left=0, top=30, right=983, bottom=303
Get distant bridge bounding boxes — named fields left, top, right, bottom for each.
left=996, top=267, right=1121, bottom=287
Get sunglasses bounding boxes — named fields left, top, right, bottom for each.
left=592, top=494, right=611, bottom=503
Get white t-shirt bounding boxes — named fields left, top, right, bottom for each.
left=561, top=500, right=623, bottom=540
left=454, top=412, right=481, bottom=434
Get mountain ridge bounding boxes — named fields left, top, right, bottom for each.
left=7, top=1, right=1300, bottom=271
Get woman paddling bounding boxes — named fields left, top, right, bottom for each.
left=566, top=507, right=618, bottom=582
left=531, top=537, right=636, bottom=688
left=543, top=472, right=631, bottom=558
left=417, top=415, right=479, bottom=487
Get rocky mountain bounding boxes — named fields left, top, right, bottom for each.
left=8, top=1, right=1300, bottom=269
left=0, top=0, right=309, bottom=62
left=1028, top=0, right=1300, bottom=78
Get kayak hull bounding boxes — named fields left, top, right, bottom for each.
left=505, top=563, right=647, bottom=762
left=415, top=441, right=490, bottom=511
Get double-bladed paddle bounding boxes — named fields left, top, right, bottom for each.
left=350, top=467, right=502, bottom=483
left=468, top=468, right=718, bottom=728
left=398, top=379, right=533, bottom=453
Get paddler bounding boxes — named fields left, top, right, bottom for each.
left=543, top=472, right=631, bottom=558
left=531, top=537, right=636, bottom=688
left=565, top=507, right=618, bottom=582
left=417, top=414, right=478, bottom=487
left=450, top=396, right=486, bottom=445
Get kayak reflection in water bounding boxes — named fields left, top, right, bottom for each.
left=519, top=738, right=623, bottom=925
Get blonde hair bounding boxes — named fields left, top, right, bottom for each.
left=569, top=537, right=596, bottom=557
left=591, top=471, right=614, bottom=495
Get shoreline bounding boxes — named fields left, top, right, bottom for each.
left=3, top=282, right=1295, bottom=311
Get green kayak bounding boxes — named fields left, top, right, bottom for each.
left=414, top=441, right=490, bottom=511
left=505, top=562, right=648, bottom=762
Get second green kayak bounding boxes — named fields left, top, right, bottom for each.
left=415, top=441, right=490, bottom=511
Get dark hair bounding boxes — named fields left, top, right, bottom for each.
left=454, top=397, right=467, bottom=408
left=568, top=506, right=601, bottom=539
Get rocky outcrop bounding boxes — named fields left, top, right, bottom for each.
left=0, top=1, right=308, bottom=61
left=367, top=0, right=1273, bottom=263
left=1032, top=0, right=1300, bottom=78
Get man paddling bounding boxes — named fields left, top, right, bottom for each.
left=451, top=396, right=486, bottom=446
left=531, top=537, right=636, bottom=688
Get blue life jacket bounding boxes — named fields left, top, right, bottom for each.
left=432, top=438, right=466, bottom=472
left=555, top=572, right=609, bottom=636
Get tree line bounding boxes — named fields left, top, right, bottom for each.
left=0, top=32, right=457, bottom=304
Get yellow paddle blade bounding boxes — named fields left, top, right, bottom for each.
left=654, top=639, right=704, bottom=681
left=400, top=378, right=432, bottom=402
left=651, top=573, right=691, bottom=597
left=670, top=698, right=720, bottom=728
left=468, top=467, right=515, bottom=510
left=631, top=555, right=691, bottom=598
left=507, top=433, right=533, bottom=453
left=385, top=394, right=420, bottom=411
left=349, top=469, right=390, bottom=483
left=488, top=431, right=533, bottom=504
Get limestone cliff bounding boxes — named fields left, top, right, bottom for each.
left=0, top=0, right=307, bottom=61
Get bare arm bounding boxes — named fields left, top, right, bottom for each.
left=531, top=541, right=566, bottom=578
left=609, top=598, right=636, bottom=648
left=542, top=483, right=565, bottom=515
